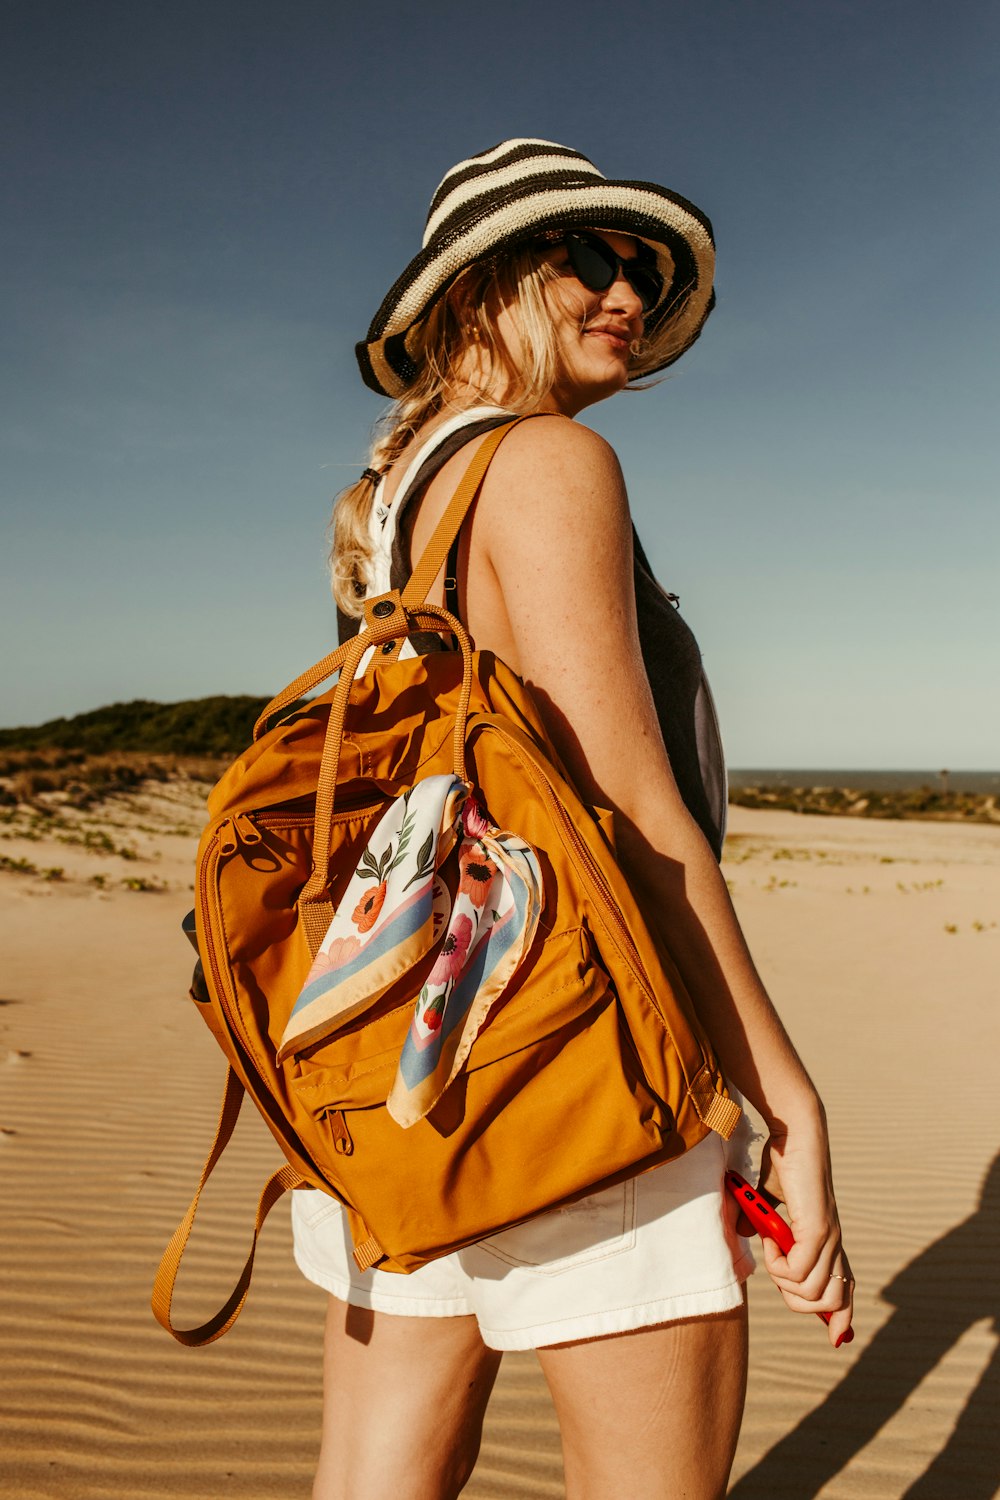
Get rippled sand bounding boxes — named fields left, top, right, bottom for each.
left=1, top=791, right=997, bottom=1497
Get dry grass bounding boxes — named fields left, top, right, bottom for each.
left=0, top=749, right=228, bottom=809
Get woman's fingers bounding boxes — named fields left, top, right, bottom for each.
left=764, top=1243, right=853, bottom=1305
left=766, top=1231, right=841, bottom=1293
left=826, top=1289, right=856, bottom=1349
left=762, top=1240, right=855, bottom=1345
left=750, top=1134, right=855, bottom=1346
left=762, top=1229, right=845, bottom=1294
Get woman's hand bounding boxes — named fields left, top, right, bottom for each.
left=752, top=1119, right=855, bottom=1348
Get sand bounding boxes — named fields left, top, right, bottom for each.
left=1, top=788, right=998, bottom=1499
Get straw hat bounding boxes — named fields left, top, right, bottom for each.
left=356, top=137, right=716, bottom=398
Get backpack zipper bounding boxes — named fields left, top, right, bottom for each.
left=197, top=840, right=257, bottom=1063
left=215, top=798, right=384, bottom=856
left=327, top=1108, right=354, bottom=1155
left=481, top=725, right=726, bottom=1106
left=234, top=812, right=262, bottom=845
left=200, top=799, right=386, bottom=1068
left=215, top=813, right=265, bottom=855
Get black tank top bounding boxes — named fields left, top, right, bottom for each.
left=336, top=414, right=728, bottom=859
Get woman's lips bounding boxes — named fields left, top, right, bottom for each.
left=585, top=328, right=631, bottom=353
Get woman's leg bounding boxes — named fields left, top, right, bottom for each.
left=536, top=1298, right=748, bottom=1500
left=313, top=1296, right=503, bottom=1500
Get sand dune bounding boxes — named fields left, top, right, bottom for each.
left=1, top=788, right=997, bottom=1498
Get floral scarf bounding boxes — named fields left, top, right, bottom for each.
left=278, top=774, right=542, bottom=1128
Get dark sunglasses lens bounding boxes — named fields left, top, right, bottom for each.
left=566, top=234, right=663, bottom=312
left=628, top=267, right=663, bottom=313
left=566, top=235, right=616, bottom=292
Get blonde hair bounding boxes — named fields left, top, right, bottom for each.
left=330, top=237, right=687, bottom=618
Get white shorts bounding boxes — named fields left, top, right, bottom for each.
left=291, top=1123, right=756, bottom=1352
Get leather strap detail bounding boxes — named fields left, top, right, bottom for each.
left=363, top=590, right=407, bottom=664
left=362, top=589, right=407, bottom=638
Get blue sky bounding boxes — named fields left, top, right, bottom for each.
left=4, top=0, right=998, bottom=766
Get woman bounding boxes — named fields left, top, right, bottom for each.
left=295, top=139, right=853, bottom=1500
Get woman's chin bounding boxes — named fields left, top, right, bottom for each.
left=580, top=365, right=631, bottom=405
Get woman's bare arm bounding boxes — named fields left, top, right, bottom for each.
left=474, top=416, right=853, bottom=1341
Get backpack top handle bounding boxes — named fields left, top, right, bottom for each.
left=298, top=600, right=477, bottom=955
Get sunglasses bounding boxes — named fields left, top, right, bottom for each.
left=548, top=231, right=665, bottom=314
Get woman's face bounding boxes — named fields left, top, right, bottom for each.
left=502, top=229, right=649, bottom=416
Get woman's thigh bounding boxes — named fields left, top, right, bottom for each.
left=314, top=1296, right=502, bottom=1500
left=536, top=1296, right=748, bottom=1500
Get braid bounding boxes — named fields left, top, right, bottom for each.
left=330, top=241, right=572, bottom=618
left=329, top=396, right=442, bottom=619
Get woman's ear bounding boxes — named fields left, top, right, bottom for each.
left=446, top=270, right=478, bottom=324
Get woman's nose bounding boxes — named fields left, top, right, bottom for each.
left=602, top=273, right=644, bottom=321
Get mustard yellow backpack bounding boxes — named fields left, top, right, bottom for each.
left=153, top=418, right=741, bottom=1346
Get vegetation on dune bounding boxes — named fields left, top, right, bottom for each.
left=0, top=699, right=996, bottom=825
left=0, top=749, right=227, bottom=807
left=0, top=696, right=277, bottom=757
left=0, top=696, right=314, bottom=806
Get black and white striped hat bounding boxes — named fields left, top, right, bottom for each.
left=356, top=138, right=717, bottom=399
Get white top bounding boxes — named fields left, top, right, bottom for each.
left=358, top=406, right=511, bottom=672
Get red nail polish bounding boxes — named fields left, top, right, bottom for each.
left=836, top=1328, right=854, bottom=1348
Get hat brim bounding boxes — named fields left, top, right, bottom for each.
left=356, top=180, right=716, bottom=398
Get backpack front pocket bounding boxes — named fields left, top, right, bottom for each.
left=291, top=926, right=678, bottom=1269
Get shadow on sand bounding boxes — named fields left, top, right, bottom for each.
left=730, top=1152, right=1000, bottom=1499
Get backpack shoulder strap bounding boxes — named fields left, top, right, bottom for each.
left=151, top=1066, right=306, bottom=1346
left=401, top=414, right=545, bottom=607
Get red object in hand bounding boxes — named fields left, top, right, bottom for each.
left=724, top=1170, right=854, bottom=1346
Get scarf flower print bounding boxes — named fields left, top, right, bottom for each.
left=277, top=775, right=542, bottom=1128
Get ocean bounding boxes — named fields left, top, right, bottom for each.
left=727, top=769, right=1000, bottom=795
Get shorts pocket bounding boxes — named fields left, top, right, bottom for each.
left=475, top=1177, right=637, bottom=1274
left=293, top=1187, right=344, bottom=1232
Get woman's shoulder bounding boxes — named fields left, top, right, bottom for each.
left=479, top=414, right=628, bottom=536
left=494, top=411, right=621, bottom=466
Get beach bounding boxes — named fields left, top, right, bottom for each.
left=1, top=786, right=997, bottom=1498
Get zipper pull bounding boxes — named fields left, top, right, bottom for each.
left=234, top=812, right=262, bottom=846
left=217, top=818, right=237, bottom=856
left=218, top=813, right=262, bottom=856
left=328, top=1109, right=354, bottom=1156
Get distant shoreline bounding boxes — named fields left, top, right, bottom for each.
left=728, top=768, right=999, bottom=795
left=1, top=748, right=997, bottom=826
left=728, top=782, right=998, bottom=825
left=728, top=768, right=1000, bottom=824
left=2, top=701, right=995, bottom=804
